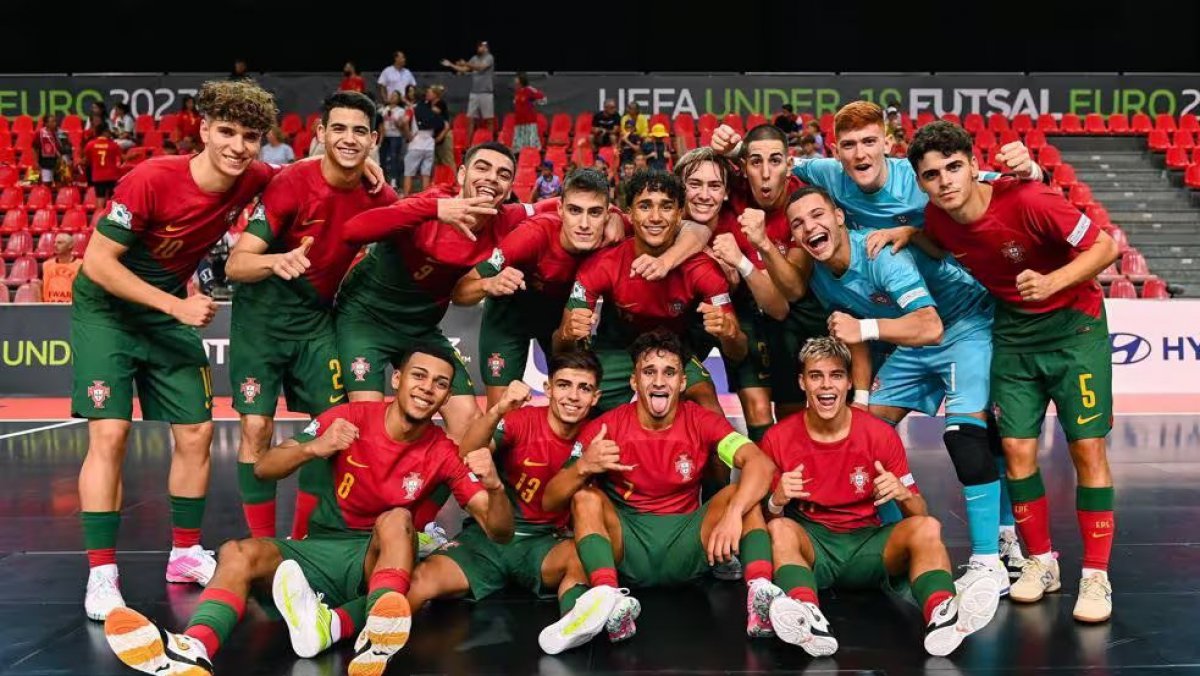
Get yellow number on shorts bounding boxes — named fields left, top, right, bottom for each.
left=515, top=473, right=541, bottom=504
left=329, top=359, right=343, bottom=391
left=413, top=263, right=435, bottom=280
left=152, top=238, right=184, bottom=258
left=622, top=480, right=635, bottom=500
left=200, top=366, right=213, bottom=410
left=1079, top=373, right=1096, bottom=409
left=337, top=473, right=355, bottom=499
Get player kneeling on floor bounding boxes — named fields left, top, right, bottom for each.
left=761, top=337, right=1000, bottom=657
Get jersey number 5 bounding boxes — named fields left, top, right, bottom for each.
left=1079, top=373, right=1096, bottom=409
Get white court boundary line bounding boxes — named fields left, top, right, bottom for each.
left=0, top=419, right=85, bottom=440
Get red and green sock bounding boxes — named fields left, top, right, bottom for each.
left=912, top=570, right=955, bottom=623
left=290, top=491, right=319, bottom=541
left=1007, top=470, right=1052, bottom=557
left=774, top=564, right=818, bottom=605
left=740, top=529, right=773, bottom=583
left=81, top=511, right=120, bottom=568
left=237, top=462, right=277, bottom=539
left=169, top=496, right=206, bottom=549
left=1077, top=485, right=1115, bottom=572
left=366, top=568, right=411, bottom=616
left=334, top=597, right=365, bottom=643
left=559, top=583, right=589, bottom=616
left=184, top=588, right=245, bottom=658
left=577, top=533, right=618, bottom=588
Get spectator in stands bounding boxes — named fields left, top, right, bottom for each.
left=621, top=101, right=648, bottom=139
left=177, top=136, right=195, bottom=155
left=380, top=90, right=409, bottom=186
left=82, top=124, right=121, bottom=211
left=35, top=115, right=64, bottom=185
left=773, top=104, right=800, bottom=142
left=109, top=103, right=135, bottom=150
left=511, top=72, right=545, bottom=152
left=534, top=161, right=563, bottom=199
left=619, top=118, right=642, bottom=166
left=591, top=99, right=621, bottom=150
left=230, top=58, right=250, bottom=81
left=441, top=40, right=495, bottom=139
left=177, top=95, right=202, bottom=145
left=42, top=233, right=81, bottom=303
left=643, top=123, right=672, bottom=170
left=377, top=51, right=417, bottom=104
left=307, top=117, right=325, bottom=157
left=885, top=105, right=902, bottom=135
left=340, top=61, right=367, bottom=93
left=259, top=127, right=295, bottom=164
left=804, top=119, right=826, bottom=157
left=632, top=152, right=648, bottom=172
left=797, top=134, right=821, bottom=159
left=888, top=127, right=909, bottom=158
left=404, top=87, right=444, bottom=194
left=83, top=101, right=108, bottom=134
left=429, top=84, right=455, bottom=170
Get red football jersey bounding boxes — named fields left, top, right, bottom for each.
left=573, top=401, right=743, bottom=515
left=84, top=137, right=122, bottom=183
left=299, top=401, right=485, bottom=533
left=760, top=408, right=919, bottom=533
left=922, top=178, right=1103, bottom=318
left=567, top=238, right=733, bottom=344
left=717, top=174, right=803, bottom=268
left=476, top=212, right=590, bottom=304
left=495, top=405, right=577, bottom=529
left=514, top=86, right=545, bottom=125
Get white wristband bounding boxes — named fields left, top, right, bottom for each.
left=853, top=390, right=870, bottom=406
left=727, top=140, right=744, bottom=159
left=736, top=256, right=756, bottom=278
left=860, top=319, right=880, bottom=341
left=767, top=494, right=785, bottom=515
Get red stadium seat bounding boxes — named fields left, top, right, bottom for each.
left=1141, top=277, right=1169, bottom=299
left=1038, top=145, right=1062, bottom=171
left=0, top=187, right=22, bottom=213
left=1107, top=277, right=1136, bottom=298
left=1119, top=249, right=1151, bottom=281
left=721, top=114, right=745, bottom=136
left=72, top=232, right=89, bottom=257
left=1166, top=146, right=1190, bottom=170
left=1098, top=263, right=1121, bottom=283
left=305, top=113, right=322, bottom=134
left=1130, top=113, right=1153, bottom=133
left=536, top=113, right=548, bottom=141
left=1109, top=227, right=1130, bottom=253
left=987, top=113, right=1010, bottom=134
left=1069, top=183, right=1093, bottom=209
left=1084, top=114, right=1108, bottom=135
left=545, top=146, right=568, bottom=169
left=916, top=112, right=936, bottom=128
left=12, top=282, right=38, bottom=303
left=91, top=209, right=105, bottom=229
left=432, top=164, right=457, bottom=187
left=574, top=112, right=593, bottom=140
left=960, top=113, right=983, bottom=134
left=1036, top=115, right=1058, bottom=133
left=1011, top=114, right=1034, bottom=134
left=157, top=114, right=178, bottom=137
left=676, top=132, right=696, bottom=152
left=134, top=115, right=155, bottom=137
left=54, top=187, right=80, bottom=212
left=746, top=113, right=768, bottom=130
left=452, top=113, right=469, bottom=136
left=1171, top=130, right=1195, bottom=150
left=5, top=255, right=36, bottom=285
left=11, top=115, right=34, bottom=135
left=0, top=166, right=15, bottom=190
left=60, top=115, right=82, bottom=134
left=514, top=165, right=537, bottom=187
left=82, top=186, right=99, bottom=211
left=572, top=143, right=594, bottom=167
left=512, top=181, right=535, bottom=202
left=26, top=185, right=51, bottom=211
left=29, top=208, right=56, bottom=234
left=1, top=210, right=27, bottom=235
left=280, top=113, right=303, bottom=138
left=61, top=208, right=87, bottom=232
left=1179, top=114, right=1200, bottom=133
left=673, top=114, right=695, bottom=140
left=935, top=113, right=957, bottom=126
left=0, top=117, right=8, bottom=137
left=1060, top=114, right=1084, bottom=135
left=1147, top=130, right=1170, bottom=152
left=699, top=129, right=714, bottom=148
left=974, top=131, right=996, bottom=153
left=598, top=146, right=616, bottom=168
left=1108, top=114, right=1130, bottom=135
left=1186, top=162, right=1200, bottom=189
left=1154, top=114, right=1177, bottom=132
left=33, top=232, right=55, bottom=260
left=1085, top=205, right=1112, bottom=230
left=291, top=130, right=312, bottom=159
left=999, top=130, right=1021, bottom=146
left=1024, top=130, right=1047, bottom=151
left=142, top=130, right=164, bottom=149
left=470, top=128, right=494, bottom=146
left=2, top=230, right=31, bottom=259
left=819, top=113, right=834, bottom=136
left=0, top=277, right=8, bottom=303
left=517, top=147, right=540, bottom=169
left=547, top=113, right=572, bottom=146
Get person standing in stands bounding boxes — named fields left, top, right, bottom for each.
left=511, top=73, right=545, bottom=153
left=442, top=40, right=496, bottom=140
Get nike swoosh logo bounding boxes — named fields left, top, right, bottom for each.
left=1076, top=413, right=1103, bottom=425
left=163, top=224, right=186, bottom=232
left=1015, top=516, right=1033, bottom=524
left=522, top=458, right=549, bottom=468
left=616, top=303, right=638, bottom=310
left=346, top=455, right=368, bottom=468
left=302, top=219, right=325, bottom=227
left=1090, top=532, right=1112, bottom=539
left=952, top=251, right=968, bottom=259
left=966, top=494, right=986, bottom=501
left=329, top=393, right=346, bottom=404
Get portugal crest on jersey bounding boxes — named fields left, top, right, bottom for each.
left=675, top=453, right=695, bottom=481
left=668, top=301, right=684, bottom=316
left=240, top=377, right=261, bottom=404
left=351, top=357, right=371, bottom=382
left=403, top=472, right=424, bottom=500
left=850, top=466, right=869, bottom=495
left=88, top=380, right=110, bottom=408
left=1001, top=240, right=1026, bottom=264
left=487, top=248, right=505, bottom=271
left=488, top=353, right=505, bottom=378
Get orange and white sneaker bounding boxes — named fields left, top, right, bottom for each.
left=104, top=607, right=212, bottom=675
left=348, top=592, right=412, bottom=676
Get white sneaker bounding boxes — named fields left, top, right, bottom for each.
left=746, top=579, right=783, bottom=637
left=85, top=564, right=126, bottom=621
left=538, top=586, right=623, bottom=655
left=1073, top=571, right=1113, bottom=623
left=768, top=595, right=838, bottom=656
left=417, top=523, right=449, bottom=560
left=1010, top=556, right=1061, bottom=603
left=923, top=574, right=1001, bottom=656
left=605, top=594, right=641, bottom=643
left=104, top=607, right=212, bottom=675
left=954, top=559, right=1011, bottom=597
left=165, top=546, right=217, bottom=586
left=999, top=530, right=1026, bottom=580
left=273, top=559, right=335, bottom=658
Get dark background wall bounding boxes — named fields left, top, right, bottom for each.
left=4, top=2, right=1199, bottom=75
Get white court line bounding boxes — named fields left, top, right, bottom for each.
left=0, top=419, right=84, bottom=440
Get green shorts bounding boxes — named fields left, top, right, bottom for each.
left=990, top=329, right=1113, bottom=441
left=70, top=318, right=212, bottom=424
left=616, top=503, right=711, bottom=587
left=230, top=322, right=345, bottom=417
left=270, top=534, right=371, bottom=608
left=336, top=313, right=474, bottom=395
left=796, top=518, right=906, bottom=593
left=432, top=522, right=563, bottom=600
left=478, top=296, right=559, bottom=388
left=762, top=299, right=828, bottom=406
left=594, top=347, right=714, bottom=413
left=722, top=304, right=773, bottom=392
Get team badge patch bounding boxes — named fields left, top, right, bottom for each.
left=850, top=466, right=870, bottom=495
left=226, top=207, right=241, bottom=224
left=487, top=353, right=505, bottom=378
left=896, top=214, right=910, bottom=225
left=302, top=419, right=321, bottom=437
left=108, top=202, right=132, bottom=229
left=1001, top=240, right=1026, bottom=264
left=249, top=203, right=266, bottom=223
left=351, top=357, right=371, bottom=382
left=570, top=441, right=583, bottom=459
left=403, top=472, right=424, bottom=500
left=992, top=402, right=1002, bottom=421
left=674, top=453, right=695, bottom=481
left=487, top=248, right=505, bottom=270
left=87, top=380, right=111, bottom=409
left=669, top=302, right=684, bottom=316
left=570, top=281, right=587, bottom=303
left=869, top=292, right=891, bottom=305
left=240, top=377, right=262, bottom=404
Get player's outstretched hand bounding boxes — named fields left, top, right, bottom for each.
left=496, top=380, right=533, bottom=416
left=827, top=311, right=864, bottom=344
left=779, top=463, right=812, bottom=500
left=272, top=236, right=313, bottom=281
left=170, top=294, right=217, bottom=328
left=563, top=308, right=594, bottom=341
left=484, top=267, right=526, bottom=297
left=710, top=233, right=743, bottom=267
left=465, top=448, right=503, bottom=490
left=711, top=124, right=743, bottom=156
left=699, top=302, right=737, bottom=340
left=872, top=460, right=911, bottom=506
left=1015, top=269, right=1058, bottom=302
left=315, top=418, right=359, bottom=457
left=706, top=509, right=742, bottom=565
left=437, top=196, right=497, bottom=241
left=865, top=226, right=917, bottom=259
left=738, top=208, right=769, bottom=249
left=630, top=254, right=670, bottom=280
left=996, top=141, right=1036, bottom=179
left=579, top=424, right=635, bottom=476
